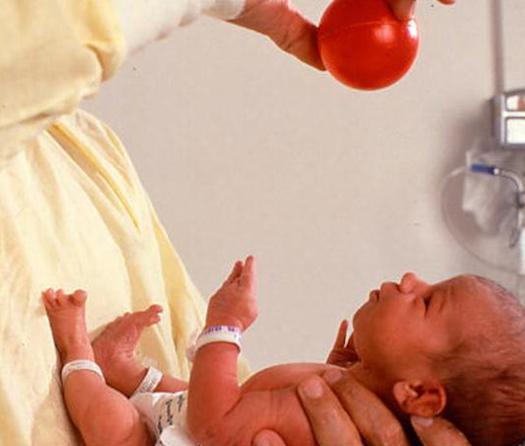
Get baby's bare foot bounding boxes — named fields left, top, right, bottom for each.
left=43, top=288, right=94, bottom=364
left=93, top=305, right=163, bottom=395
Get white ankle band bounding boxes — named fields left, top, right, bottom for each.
left=61, top=360, right=105, bottom=384
left=131, top=366, right=163, bottom=397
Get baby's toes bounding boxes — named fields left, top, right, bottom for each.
left=140, top=305, right=163, bottom=325
left=147, top=305, right=163, bottom=324
left=148, top=304, right=163, bottom=316
left=55, top=289, right=69, bottom=307
left=124, top=305, right=163, bottom=329
left=70, top=289, right=88, bottom=307
left=42, top=289, right=58, bottom=309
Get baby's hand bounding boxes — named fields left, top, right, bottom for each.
left=205, top=256, right=258, bottom=332
left=326, top=320, right=359, bottom=367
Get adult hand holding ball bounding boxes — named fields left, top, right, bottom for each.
left=318, top=0, right=419, bottom=90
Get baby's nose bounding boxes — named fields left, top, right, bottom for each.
left=399, top=272, right=430, bottom=297
left=399, top=272, right=418, bottom=293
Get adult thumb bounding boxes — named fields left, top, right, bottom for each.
left=411, top=416, right=472, bottom=446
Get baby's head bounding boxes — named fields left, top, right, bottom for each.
left=350, top=273, right=525, bottom=446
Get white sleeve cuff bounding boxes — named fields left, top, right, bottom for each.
left=112, top=0, right=246, bottom=56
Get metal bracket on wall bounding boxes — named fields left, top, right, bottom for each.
left=494, top=89, right=525, bottom=149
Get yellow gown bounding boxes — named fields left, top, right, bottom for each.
left=0, top=1, right=246, bottom=444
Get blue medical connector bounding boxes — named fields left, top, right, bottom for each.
left=470, top=163, right=498, bottom=175
left=469, top=162, right=525, bottom=248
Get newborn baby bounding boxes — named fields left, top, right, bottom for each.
left=43, top=257, right=525, bottom=446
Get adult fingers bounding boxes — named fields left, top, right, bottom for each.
left=323, top=369, right=410, bottom=446
left=273, top=16, right=325, bottom=71
left=229, top=0, right=325, bottom=71
left=297, top=375, right=363, bottom=446
left=411, top=416, right=472, bottom=446
left=387, top=0, right=416, bottom=20
left=253, top=430, right=287, bottom=446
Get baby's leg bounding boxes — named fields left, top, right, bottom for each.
left=43, top=289, right=152, bottom=446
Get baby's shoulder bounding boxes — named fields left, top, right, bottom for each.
left=241, top=363, right=340, bottom=392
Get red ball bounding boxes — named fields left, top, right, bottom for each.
left=317, top=0, right=419, bottom=90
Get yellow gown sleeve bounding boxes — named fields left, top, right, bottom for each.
left=0, top=0, right=125, bottom=158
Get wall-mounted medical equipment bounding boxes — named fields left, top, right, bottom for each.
left=470, top=163, right=525, bottom=273
left=494, top=90, right=525, bottom=149
left=441, top=147, right=525, bottom=278
left=441, top=1, right=525, bottom=293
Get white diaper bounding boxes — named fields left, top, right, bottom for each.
left=130, top=391, right=196, bottom=446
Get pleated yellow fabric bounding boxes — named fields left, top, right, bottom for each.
left=0, top=2, right=248, bottom=444
left=1, top=110, right=209, bottom=445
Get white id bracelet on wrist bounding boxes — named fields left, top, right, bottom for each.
left=61, top=360, right=105, bottom=384
left=131, top=366, right=163, bottom=397
left=195, top=325, right=242, bottom=353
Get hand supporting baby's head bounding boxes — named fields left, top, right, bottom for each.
left=350, top=274, right=525, bottom=446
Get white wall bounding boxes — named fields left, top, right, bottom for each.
left=84, top=0, right=525, bottom=370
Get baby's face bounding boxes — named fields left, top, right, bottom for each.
left=352, top=273, right=500, bottom=382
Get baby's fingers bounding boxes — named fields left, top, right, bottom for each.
left=332, top=320, right=349, bottom=349
left=224, top=260, right=243, bottom=285
left=240, top=255, right=256, bottom=288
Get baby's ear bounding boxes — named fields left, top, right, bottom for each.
left=392, top=380, right=446, bottom=417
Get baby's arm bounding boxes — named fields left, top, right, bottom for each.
left=326, top=320, right=359, bottom=367
left=187, top=257, right=258, bottom=444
